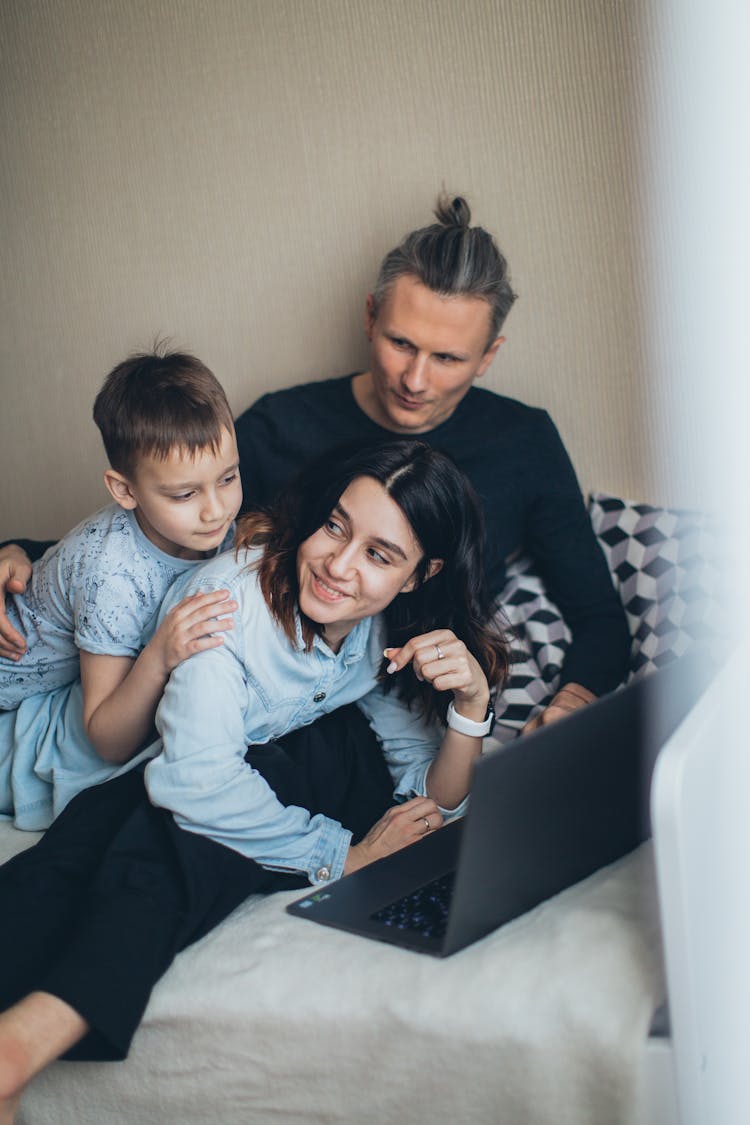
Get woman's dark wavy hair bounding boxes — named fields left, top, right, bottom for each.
left=236, top=438, right=509, bottom=724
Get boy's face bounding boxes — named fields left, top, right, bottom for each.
left=105, top=426, right=242, bottom=559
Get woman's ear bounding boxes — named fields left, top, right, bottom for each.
left=401, top=558, right=444, bottom=593
left=103, top=469, right=138, bottom=510
left=424, top=558, right=444, bottom=581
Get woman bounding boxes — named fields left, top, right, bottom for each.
left=0, top=439, right=507, bottom=1117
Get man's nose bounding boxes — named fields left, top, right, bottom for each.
left=401, top=353, right=429, bottom=392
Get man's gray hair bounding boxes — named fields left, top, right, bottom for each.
left=372, top=194, right=517, bottom=347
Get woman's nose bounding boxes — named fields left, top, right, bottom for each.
left=326, top=543, right=356, bottom=577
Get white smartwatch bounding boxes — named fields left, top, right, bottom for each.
left=446, top=700, right=495, bottom=737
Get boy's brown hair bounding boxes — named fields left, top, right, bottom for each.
left=93, top=345, right=234, bottom=478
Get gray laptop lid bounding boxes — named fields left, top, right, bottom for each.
left=288, top=654, right=711, bottom=956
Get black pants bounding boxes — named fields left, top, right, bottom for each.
left=0, top=705, right=394, bottom=1060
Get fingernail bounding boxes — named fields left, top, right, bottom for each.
left=386, top=661, right=398, bottom=674
left=383, top=648, right=394, bottom=657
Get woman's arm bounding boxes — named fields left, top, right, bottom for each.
left=356, top=628, right=490, bottom=816
left=144, top=615, right=354, bottom=884
left=79, top=589, right=236, bottom=763
left=383, top=630, right=490, bottom=810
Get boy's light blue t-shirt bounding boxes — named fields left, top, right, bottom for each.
left=0, top=503, right=234, bottom=828
left=0, top=503, right=233, bottom=708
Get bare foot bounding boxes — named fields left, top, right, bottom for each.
left=0, top=992, right=89, bottom=1120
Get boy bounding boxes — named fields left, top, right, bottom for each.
left=0, top=347, right=241, bottom=826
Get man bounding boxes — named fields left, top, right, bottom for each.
left=0, top=193, right=630, bottom=729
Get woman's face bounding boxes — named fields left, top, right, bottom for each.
left=297, top=475, right=426, bottom=652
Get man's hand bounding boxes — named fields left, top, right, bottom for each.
left=522, top=682, right=596, bottom=735
left=0, top=544, right=33, bottom=660
left=344, top=797, right=443, bottom=874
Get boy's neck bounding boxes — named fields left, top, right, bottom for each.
left=132, top=507, right=208, bottom=560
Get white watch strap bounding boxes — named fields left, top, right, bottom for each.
left=446, top=700, right=493, bottom=737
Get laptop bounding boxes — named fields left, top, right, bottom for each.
left=287, top=654, right=711, bottom=956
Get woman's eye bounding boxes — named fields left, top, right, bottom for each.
left=367, top=548, right=389, bottom=565
left=325, top=518, right=343, bottom=536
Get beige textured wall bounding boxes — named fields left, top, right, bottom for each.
left=1, top=0, right=656, bottom=541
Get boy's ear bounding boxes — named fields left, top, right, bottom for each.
left=401, top=558, right=444, bottom=593
left=103, top=469, right=138, bottom=510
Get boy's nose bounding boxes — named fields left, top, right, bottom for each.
left=200, top=492, right=223, bottom=521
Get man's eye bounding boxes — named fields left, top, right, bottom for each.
left=436, top=353, right=459, bottom=364
left=391, top=337, right=412, bottom=350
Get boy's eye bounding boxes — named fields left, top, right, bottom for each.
left=220, top=471, right=238, bottom=486
left=171, top=491, right=195, bottom=502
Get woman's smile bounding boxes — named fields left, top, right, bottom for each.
left=310, top=569, right=350, bottom=603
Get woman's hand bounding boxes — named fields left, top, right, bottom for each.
left=344, top=797, right=443, bottom=874
left=384, top=630, right=490, bottom=720
left=146, top=589, right=238, bottom=677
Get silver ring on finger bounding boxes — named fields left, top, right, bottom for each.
left=435, top=644, right=444, bottom=660
left=422, top=816, right=431, bottom=834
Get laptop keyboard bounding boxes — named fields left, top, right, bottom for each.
left=370, top=870, right=456, bottom=940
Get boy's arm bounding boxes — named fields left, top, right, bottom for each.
left=80, top=588, right=237, bottom=764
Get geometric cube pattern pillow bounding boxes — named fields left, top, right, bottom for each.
left=487, top=492, right=728, bottom=747
left=490, top=553, right=571, bottom=743
left=588, top=492, right=728, bottom=680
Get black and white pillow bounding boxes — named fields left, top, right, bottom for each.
left=488, top=492, right=726, bottom=745
left=490, top=554, right=569, bottom=743
left=588, top=492, right=727, bottom=679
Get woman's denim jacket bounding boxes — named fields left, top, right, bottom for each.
left=146, top=548, right=464, bottom=885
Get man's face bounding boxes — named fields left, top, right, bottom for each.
left=362, top=275, right=504, bottom=433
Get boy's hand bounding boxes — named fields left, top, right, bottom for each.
left=384, top=630, right=490, bottom=720
left=148, top=589, right=238, bottom=676
left=0, top=545, right=32, bottom=660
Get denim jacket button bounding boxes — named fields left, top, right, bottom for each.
left=315, top=866, right=331, bottom=882
left=313, top=691, right=326, bottom=702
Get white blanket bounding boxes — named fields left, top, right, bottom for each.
left=1, top=823, right=664, bottom=1125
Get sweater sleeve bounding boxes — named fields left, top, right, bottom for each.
left=522, top=413, right=631, bottom=696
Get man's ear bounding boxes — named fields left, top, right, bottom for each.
left=401, top=558, right=444, bottom=593
left=103, top=469, right=138, bottom=510
left=365, top=293, right=377, bottom=340
left=475, top=335, right=505, bottom=379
